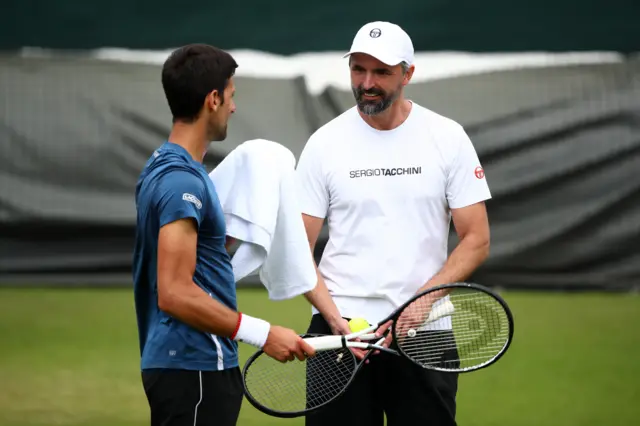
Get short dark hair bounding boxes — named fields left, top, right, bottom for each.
left=161, top=44, right=238, bottom=123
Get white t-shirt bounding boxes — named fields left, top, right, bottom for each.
left=295, top=102, right=491, bottom=327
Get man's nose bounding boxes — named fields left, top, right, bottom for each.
left=362, top=73, right=376, bottom=90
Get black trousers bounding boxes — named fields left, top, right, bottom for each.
left=142, top=367, right=243, bottom=426
left=304, top=314, right=459, bottom=426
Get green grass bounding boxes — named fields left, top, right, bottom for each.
left=1, top=288, right=639, bottom=426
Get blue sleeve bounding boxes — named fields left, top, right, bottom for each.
left=155, top=170, right=207, bottom=229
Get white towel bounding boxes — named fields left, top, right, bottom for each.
left=208, top=139, right=317, bottom=300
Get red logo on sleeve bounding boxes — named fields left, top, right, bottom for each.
left=474, top=166, right=485, bottom=179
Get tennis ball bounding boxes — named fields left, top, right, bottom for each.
left=348, top=317, right=370, bottom=332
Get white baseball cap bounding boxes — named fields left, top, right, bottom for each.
left=343, top=21, right=415, bottom=66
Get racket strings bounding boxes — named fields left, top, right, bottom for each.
left=395, top=289, right=511, bottom=371
left=244, top=347, right=357, bottom=414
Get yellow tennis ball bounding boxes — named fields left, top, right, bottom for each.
left=348, top=317, right=370, bottom=332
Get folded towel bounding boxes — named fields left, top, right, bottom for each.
left=208, top=139, right=317, bottom=300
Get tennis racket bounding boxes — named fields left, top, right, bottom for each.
left=242, top=282, right=514, bottom=418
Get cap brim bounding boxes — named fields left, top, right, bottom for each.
left=342, top=49, right=403, bottom=66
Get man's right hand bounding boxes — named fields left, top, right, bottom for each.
left=262, top=326, right=316, bottom=363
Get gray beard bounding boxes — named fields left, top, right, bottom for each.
left=353, top=87, right=401, bottom=116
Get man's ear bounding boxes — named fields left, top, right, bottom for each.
left=403, top=65, right=415, bottom=86
left=207, top=90, right=220, bottom=112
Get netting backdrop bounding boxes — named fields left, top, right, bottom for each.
left=0, top=53, right=639, bottom=290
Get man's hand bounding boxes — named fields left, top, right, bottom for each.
left=328, top=317, right=369, bottom=361
left=262, top=326, right=316, bottom=363
left=375, top=320, right=393, bottom=351
left=374, top=306, right=427, bottom=351
left=394, top=299, right=432, bottom=343
left=327, top=317, right=352, bottom=336
left=374, top=292, right=441, bottom=350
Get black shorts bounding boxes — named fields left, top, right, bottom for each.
left=142, top=367, right=243, bottom=426
left=304, top=314, right=459, bottom=426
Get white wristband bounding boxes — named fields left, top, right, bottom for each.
left=232, top=313, right=271, bottom=348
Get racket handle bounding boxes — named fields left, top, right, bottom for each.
left=358, top=333, right=379, bottom=341
left=304, top=335, right=345, bottom=351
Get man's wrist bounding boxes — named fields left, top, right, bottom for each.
left=418, top=280, right=435, bottom=292
left=418, top=278, right=445, bottom=295
left=325, top=312, right=347, bottom=330
left=231, top=313, right=271, bottom=348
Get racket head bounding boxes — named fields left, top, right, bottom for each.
left=391, top=282, right=514, bottom=373
left=241, top=333, right=365, bottom=418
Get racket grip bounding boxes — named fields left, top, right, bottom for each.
left=304, top=335, right=345, bottom=351
left=359, top=333, right=379, bottom=341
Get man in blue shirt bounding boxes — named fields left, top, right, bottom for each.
left=132, top=44, right=315, bottom=426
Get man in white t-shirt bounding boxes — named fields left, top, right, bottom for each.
left=297, top=21, right=492, bottom=426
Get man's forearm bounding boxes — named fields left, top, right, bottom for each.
left=419, top=233, right=490, bottom=292
left=303, top=266, right=343, bottom=325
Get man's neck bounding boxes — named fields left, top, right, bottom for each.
left=359, top=98, right=412, bottom=131
left=167, top=121, right=209, bottom=163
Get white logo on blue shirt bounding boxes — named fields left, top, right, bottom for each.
left=182, top=193, right=202, bottom=209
